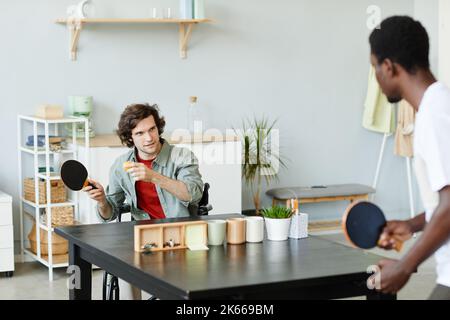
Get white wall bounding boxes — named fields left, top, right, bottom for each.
left=414, top=0, right=439, bottom=74
left=1, top=0, right=433, bottom=245
left=439, top=0, right=450, bottom=85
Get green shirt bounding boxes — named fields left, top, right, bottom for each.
left=97, top=139, right=204, bottom=222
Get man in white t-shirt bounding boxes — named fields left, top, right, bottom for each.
left=368, top=16, right=450, bottom=299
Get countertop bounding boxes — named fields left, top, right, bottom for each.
left=76, top=132, right=240, bottom=147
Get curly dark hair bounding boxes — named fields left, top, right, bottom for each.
left=369, top=16, right=430, bottom=73
left=116, top=103, right=166, bottom=148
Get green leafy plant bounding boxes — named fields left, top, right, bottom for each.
left=260, top=206, right=294, bottom=219
left=235, top=116, right=287, bottom=214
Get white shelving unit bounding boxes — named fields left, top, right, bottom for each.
left=17, top=115, right=89, bottom=281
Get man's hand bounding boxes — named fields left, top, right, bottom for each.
left=126, top=163, right=157, bottom=183
left=82, top=179, right=112, bottom=220
left=378, top=220, right=414, bottom=250
left=375, top=259, right=413, bottom=294
left=125, top=162, right=192, bottom=202
left=82, top=179, right=106, bottom=204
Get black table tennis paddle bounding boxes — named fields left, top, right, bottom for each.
left=60, top=160, right=97, bottom=191
left=342, top=201, right=403, bottom=252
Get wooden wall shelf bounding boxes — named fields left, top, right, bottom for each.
left=55, top=18, right=213, bottom=60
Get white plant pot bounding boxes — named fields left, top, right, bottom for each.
left=264, top=217, right=291, bottom=241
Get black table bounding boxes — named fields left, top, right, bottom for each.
left=55, top=214, right=395, bottom=300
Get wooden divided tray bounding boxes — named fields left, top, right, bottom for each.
left=134, top=221, right=207, bottom=252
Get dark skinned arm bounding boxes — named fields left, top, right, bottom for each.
left=377, top=186, right=450, bottom=294
left=378, top=213, right=426, bottom=250
left=400, top=186, right=450, bottom=273
left=409, top=212, right=427, bottom=232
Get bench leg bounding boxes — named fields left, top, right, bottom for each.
left=349, top=194, right=369, bottom=204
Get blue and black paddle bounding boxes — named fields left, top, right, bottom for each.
left=342, top=201, right=403, bottom=252
left=60, top=160, right=97, bottom=191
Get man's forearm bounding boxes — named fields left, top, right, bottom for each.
left=151, top=172, right=191, bottom=202
left=400, top=206, right=450, bottom=273
left=98, top=200, right=113, bottom=220
left=408, top=212, right=426, bottom=233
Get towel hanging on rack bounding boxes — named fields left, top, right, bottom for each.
left=362, top=66, right=396, bottom=134
left=394, top=100, right=416, bottom=157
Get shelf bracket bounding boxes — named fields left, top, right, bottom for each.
left=66, top=19, right=83, bottom=61
left=179, top=22, right=195, bottom=59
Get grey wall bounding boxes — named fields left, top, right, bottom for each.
left=415, top=0, right=439, bottom=72
left=0, top=0, right=439, bottom=244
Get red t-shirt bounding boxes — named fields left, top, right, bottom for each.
left=135, top=154, right=165, bottom=219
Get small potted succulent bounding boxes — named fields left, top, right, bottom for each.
left=260, top=206, right=294, bottom=241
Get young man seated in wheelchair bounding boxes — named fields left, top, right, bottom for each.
left=83, top=103, right=204, bottom=299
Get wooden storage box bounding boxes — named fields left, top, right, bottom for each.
left=35, top=105, right=64, bottom=119
left=23, top=178, right=67, bottom=204
left=43, top=206, right=74, bottom=226
left=27, top=223, right=68, bottom=255
left=134, top=221, right=207, bottom=252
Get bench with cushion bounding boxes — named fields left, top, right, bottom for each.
left=266, top=184, right=375, bottom=207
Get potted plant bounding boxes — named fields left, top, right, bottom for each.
left=260, top=206, right=294, bottom=241
left=235, top=116, right=287, bottom=215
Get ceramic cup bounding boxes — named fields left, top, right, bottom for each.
left=68, top=95, right=93, bottom=115
left=207, top=220, right=227, bottom=246
left=245, top=216, right=264, bottom=243
left=226, top=218, right=246, bottom=244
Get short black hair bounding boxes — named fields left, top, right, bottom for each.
left=369, top=16, right=430, bottom=73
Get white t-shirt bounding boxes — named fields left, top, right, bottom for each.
left=413, top=81, right=450, bottom=287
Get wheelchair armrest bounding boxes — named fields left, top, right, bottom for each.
left=197, top=204, right=213, bottom=216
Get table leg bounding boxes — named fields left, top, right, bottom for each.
left=69, top=242, right=92, bottom=300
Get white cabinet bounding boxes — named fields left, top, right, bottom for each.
left=75, top=135, right=242, bottom=223
left=178, top=141, right=242, bottom=216
left=0, top=191, right=14, bottom=276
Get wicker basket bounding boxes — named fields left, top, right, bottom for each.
left=23, top=178, right=67, bottom=204
left=27, top=223, right=68, bottom=255
left=43, top=206, right=74, bottom=227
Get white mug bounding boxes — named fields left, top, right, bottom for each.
left=245, top=216, right=264, bottom=243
